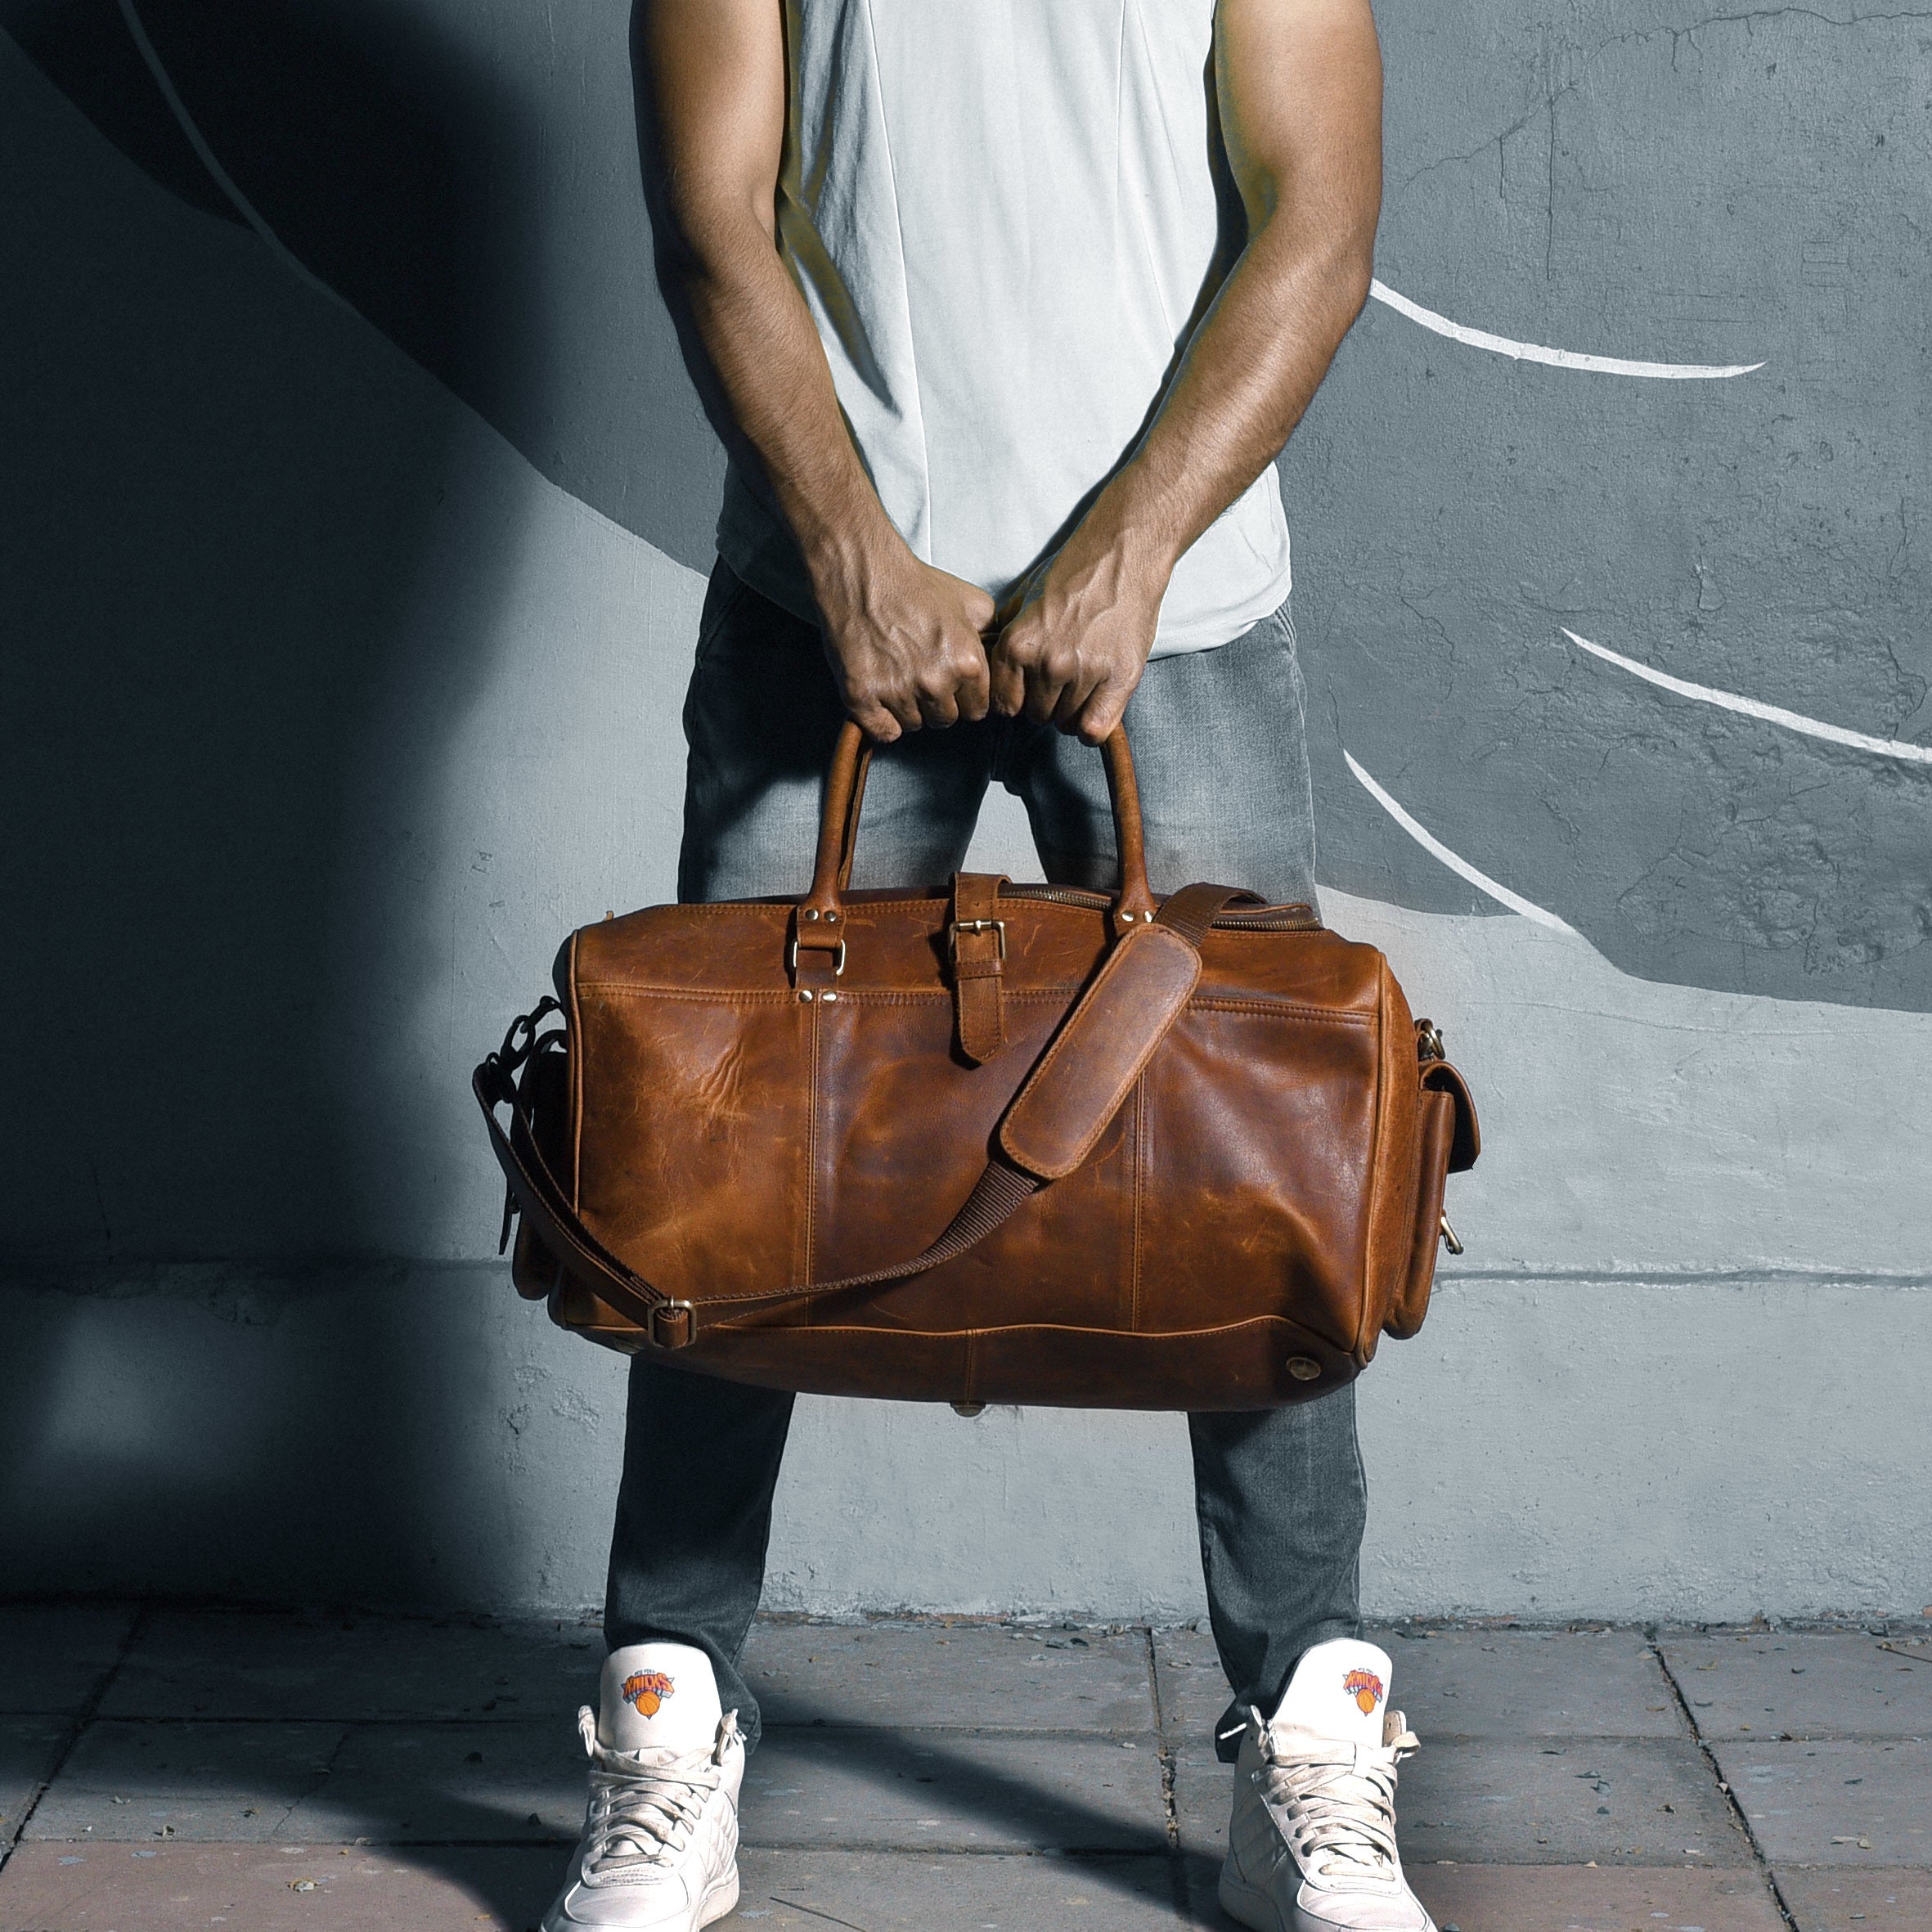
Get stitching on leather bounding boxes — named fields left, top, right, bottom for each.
left=1188, top=1000, right=1373, bottom=1023
left=1355, top=964, right=1395, bottom=1359
left=645, top=901, right=951, bottom=922
left=647, top=904, right=807, bottom=917
left=577, top=985, right=1094, bottom=1005
left=577, top=984, right=1370, bottom=1018
left=1389, top=1090, right=1453, bottom=1337
left=1130, top=1072, right=1144, bottom=1333
left=567, top=930, right=585, bottom=1213
left=611, top=899, right=1321, bottom=925
left=577, top=986, right=803, bottom=1003
left=699, top=1316, right=1342, bottom=1345
left=803, top=983, right=819, bottom=1285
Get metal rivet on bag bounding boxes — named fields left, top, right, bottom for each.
left=1287, top=1357, right=1322, bottom=1382
left=803, top=907, right=820, bottom=921
left=821, top=991, right=838, bottom=1003
left=798, top=989, right=814, bottom=1003
left=824, top=910, right=839, bottom=923
left=951, top=1402, right=986, bottom=1418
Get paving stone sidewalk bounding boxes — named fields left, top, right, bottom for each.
left=1, top=1603, right=1926, bottom=1930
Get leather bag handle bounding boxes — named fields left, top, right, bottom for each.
left=475, top=884, right=1246, bottom=1349
left=796, top=723, right=1159, bottom=950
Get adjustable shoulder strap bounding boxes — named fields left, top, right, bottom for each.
left=474, top=1052, right=694, bottom=1345
left=474, top=885, right=1245, bottom=1348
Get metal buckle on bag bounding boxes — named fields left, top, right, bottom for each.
left=949, top=918, right=1006, bottom=963
left=649, top=1300, right=696, bottom=1350
left=787, top=936, right=847, bottom=976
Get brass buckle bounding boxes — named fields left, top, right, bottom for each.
left=949, top=918, right=1006, bottom=963
left=787, top=936, right=847, bottom=976
left=648, top=1300, right=696, bottom=1349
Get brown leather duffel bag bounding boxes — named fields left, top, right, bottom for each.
left=476, top=723, right=1478, bottom=1410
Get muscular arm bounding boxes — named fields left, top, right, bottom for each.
left=990, top=0, right=1383, bottom=743
left=640, top=0, right=991, bottom=739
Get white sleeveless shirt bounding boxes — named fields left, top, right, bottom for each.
left=716, top=0, right=1292, bottom=658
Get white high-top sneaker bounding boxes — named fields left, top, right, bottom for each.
left=541, top=1642, right=744, bottom=1932
left=1218, top=1638, right=1435, bottom=1932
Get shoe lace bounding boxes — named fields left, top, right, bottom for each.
left=1252, top=1711, right=1419, bottom=1885
left=573, top=1706, right=735, bottom=1884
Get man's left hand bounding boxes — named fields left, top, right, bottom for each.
left=988, top=537, right=1167, bottom=745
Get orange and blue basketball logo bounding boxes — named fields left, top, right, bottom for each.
left=1343, top=1667, right=1385, bottom=1717
left=622, top=1669, right=676, bottom=1717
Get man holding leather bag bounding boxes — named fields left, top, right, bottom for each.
left=511, top=4, right=1473, bottom=1928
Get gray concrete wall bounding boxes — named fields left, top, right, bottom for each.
left=2, top=6, right=1926, bottom=1623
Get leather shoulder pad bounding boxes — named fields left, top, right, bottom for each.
left=999, top=923, right=1201, bottom=1180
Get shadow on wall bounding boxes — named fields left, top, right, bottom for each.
left=0, top=18, right=489, bottom=1598
left=1, top=0, right=724, bottom=568
left=0, top=8, right=709, bottom=1601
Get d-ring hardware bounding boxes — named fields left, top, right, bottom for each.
left=1439, top=1213, right=1464, bottom=1256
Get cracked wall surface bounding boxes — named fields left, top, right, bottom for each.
left=1301, top=0, right=1932, bottom=1007
left=0, top=7, right=1926, bottom=1620
left=4, top=0, right=1925, bottom=1009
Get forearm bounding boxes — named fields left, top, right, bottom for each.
left=987, top=0, right=1380, bottom=741
left=1062, top=0, right=1382, bottom=588
left=665, top=223, right=993, bottom=733
left=1080, top=212, right=1373, bottom=582
left=641, top=0, right=909, bottom=618
left=644, top=0, right=993, bottom=739
left=984, top=214, right=1368, bottom=739
left=675, top=227, right=905, bottom=605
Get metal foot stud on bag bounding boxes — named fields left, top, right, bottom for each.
left=475, top=724, right=1479, bottom=1411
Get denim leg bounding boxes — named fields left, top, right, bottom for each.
left=606, top=564, right=991, bottom=1750
left=1189, top=1392, right=1368, bottom=1759
left=1008, top=600, right=1362, bottom=1755
left=604, top=1358, right=797, bottom=1753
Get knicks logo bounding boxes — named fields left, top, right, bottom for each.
left=1343, top=1667, right=1385, bottom=1717
left=622, top=1670, right=676, bottom=1718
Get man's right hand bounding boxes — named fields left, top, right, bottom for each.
left=815, top=546, right=995, bottom=742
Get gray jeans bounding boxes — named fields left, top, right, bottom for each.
left=607, top=564, right=1367, bottom=1759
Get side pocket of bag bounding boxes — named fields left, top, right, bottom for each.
left=1383, top=1085, right=1456, bottom=1339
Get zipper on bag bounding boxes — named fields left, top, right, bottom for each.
left=999, top=882, right=1323, bottom=932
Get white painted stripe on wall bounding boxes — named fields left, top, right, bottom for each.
left=1369, top=280, right=1765, bottom=380
left=1562, top=629, right=1932, bottom=764
left=1341, top=751, right=1579, bottom=932
left=117, top=0, right=353, bottom=316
